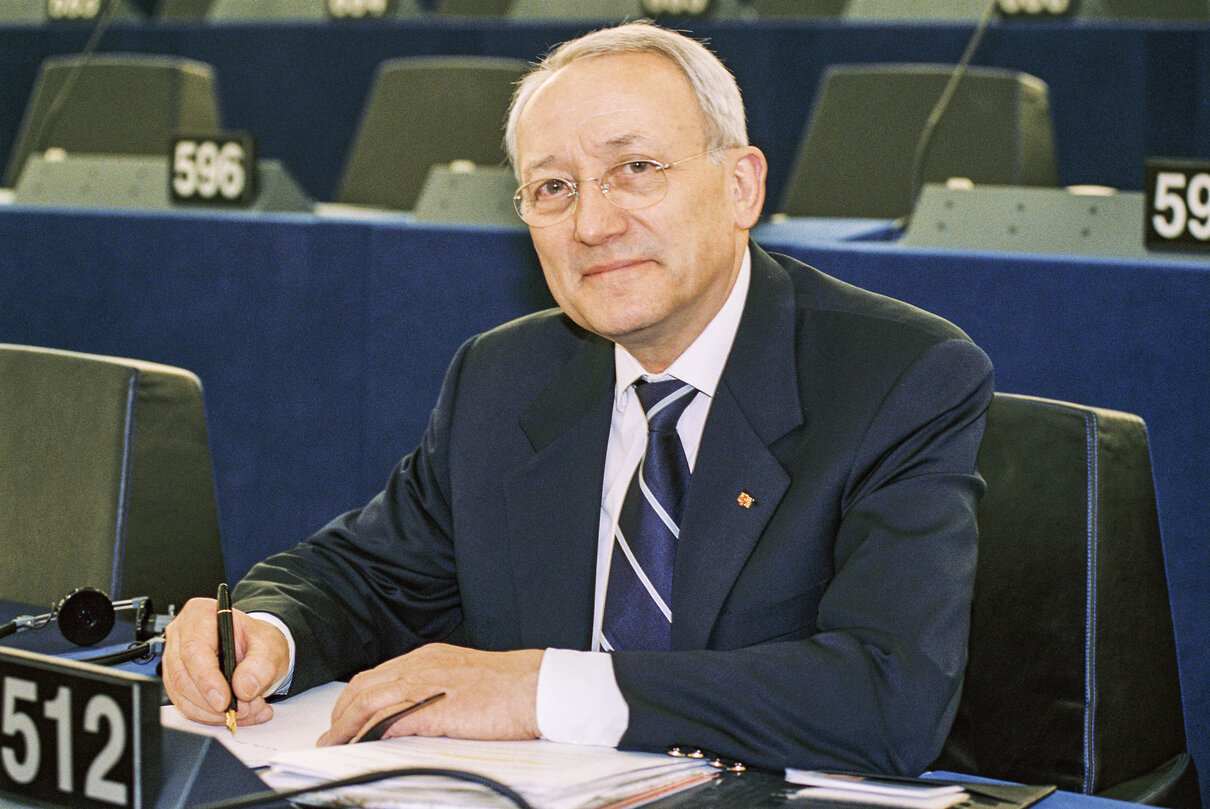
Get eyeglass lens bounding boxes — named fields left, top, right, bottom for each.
left=515, top=159, right=669, bottom=225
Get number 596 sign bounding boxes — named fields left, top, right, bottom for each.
left=1145, top=159, right=1210, bottom=251
left=170, top=134, right=257, bottom=206
left=0, top=649, right=160, bottom=809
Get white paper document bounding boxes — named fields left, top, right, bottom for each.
left=784, top=769, right=969, bottom=809
left=265, top=736, right=715, bottom=809
left=161, top=680, right=342, bottom=768
left=161, top=682, right=715, bottom=809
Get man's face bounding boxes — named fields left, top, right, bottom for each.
left=513, top=52, right=763, bottom=371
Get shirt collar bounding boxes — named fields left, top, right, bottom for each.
left=613, top=246, right=751, bottom=408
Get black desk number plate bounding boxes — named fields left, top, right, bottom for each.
left=170, top=134, right=257, bottom=207
left=0, top=648, right=160, bottom=809
left=1145, top=158, right=1210, bottom=251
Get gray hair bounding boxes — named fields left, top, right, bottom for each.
left=504, top=21, right=748, bottom=171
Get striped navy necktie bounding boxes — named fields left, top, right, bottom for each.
left=602, top=378, right=696, bottom=652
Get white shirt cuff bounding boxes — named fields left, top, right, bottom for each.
left=536, top=648, right=628, bottom=747
left=246, top=611, right=296, bottom=696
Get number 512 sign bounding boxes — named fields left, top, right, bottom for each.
left=1145, top=159, right=1210, bottom=250
left=0, top=648, right=160, bottom=809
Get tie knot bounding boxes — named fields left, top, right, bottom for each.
left=634, top=379, right=695, bottom=433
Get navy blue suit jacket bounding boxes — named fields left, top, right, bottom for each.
left=236, top=244, right=994, bottom=774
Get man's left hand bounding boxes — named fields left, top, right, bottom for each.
left=316, top=643, right=544, bottom=745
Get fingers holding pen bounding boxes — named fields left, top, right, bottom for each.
left=226, top=619, right=288, bottom=726
left=162, top=596, right=288, bottom=727
left=163, top=597, right=226, bottom=722
left=231, top=615, right=291, bottom=704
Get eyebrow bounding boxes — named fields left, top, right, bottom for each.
left=603, top=133, right=650, bottom=151
left=520, top=134, right=656, bottom=179
left=520, top=155, right=560, bottom=178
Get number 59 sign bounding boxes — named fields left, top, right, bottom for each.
left=0, top=649, right=160, bottom=809
left=1145, top=159, right=1210, bottom=250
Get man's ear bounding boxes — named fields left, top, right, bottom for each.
left=732, top=147, right=768, bottom=230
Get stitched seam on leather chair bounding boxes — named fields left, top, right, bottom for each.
left=111, top=366, right=140, bottom=596
left=1015, top=394, right=1099, bottom=793
left=1082, top=407, right=1098, bottom=795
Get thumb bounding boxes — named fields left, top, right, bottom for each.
left=232, top=614, right=290, bottom=701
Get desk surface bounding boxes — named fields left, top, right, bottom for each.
left=0, top=596, right=1180, bottom=809
left=159, top=679, right=1138, bottom=809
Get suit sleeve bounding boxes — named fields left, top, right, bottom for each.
left=230, top=338, right=476, bottom=694
left=612, top=337, right=994, bottom=775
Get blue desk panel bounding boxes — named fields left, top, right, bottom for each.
left=1, top=18, right=1209, bottom=207
left=0, top=206, right=1206, bottom=803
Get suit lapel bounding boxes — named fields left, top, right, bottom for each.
left=503, top=332, right=614, bottom=649
left=672, top=245, right=804, bottom=650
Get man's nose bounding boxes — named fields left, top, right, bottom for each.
left=573, top=181, right=627, bottom=244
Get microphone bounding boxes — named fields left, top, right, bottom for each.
left=18, top=0, right=124, bottom=176
left=900, top=0, right=1000, bottom=227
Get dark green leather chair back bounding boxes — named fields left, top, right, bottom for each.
left=334, top=56, right=527, bottom=212
left=0, top=345, right=226, bottom=612
left=778, top=64, right=1058, bottom=220
left=2, top=54, right=220, bottom=190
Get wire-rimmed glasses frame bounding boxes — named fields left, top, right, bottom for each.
left=512, top=146, right=732, bottom=227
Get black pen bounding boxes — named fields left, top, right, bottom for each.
left=353, top=692, right=447, bottom=743
left=216, top=582, right=238, bottom=736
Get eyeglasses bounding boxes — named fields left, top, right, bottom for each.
left=513, top=146, right=731, bottom=227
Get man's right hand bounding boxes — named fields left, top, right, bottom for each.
left=162, top=596, right=290, bottom=727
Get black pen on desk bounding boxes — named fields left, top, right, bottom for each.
left=352, top=692, right=447, bottom=743
left=216, top=582, right=238, bottom=736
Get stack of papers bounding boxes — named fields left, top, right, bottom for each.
left=161, top=683, right=715, bottom=809
left=264, top=737, right=716, bottom=809
left=785, top=770, right=969, bottom=809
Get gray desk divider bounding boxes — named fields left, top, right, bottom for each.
left=12, top=153, right=313, bottom=213
left=902, top=183, right=1147, bottom=257
left=412, top=161, right=523, bottom=228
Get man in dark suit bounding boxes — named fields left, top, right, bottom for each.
left=164, top=21, right=992, bottom=774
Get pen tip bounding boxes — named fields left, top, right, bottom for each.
left=225, top=710, right=237, bottom=736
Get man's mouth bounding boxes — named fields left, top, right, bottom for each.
left=582, top=259, right=648, bottom=278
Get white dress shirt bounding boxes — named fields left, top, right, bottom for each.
left=257, top=249, right=753, bottom=747
left=537, top=249, right=751, bottom=745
